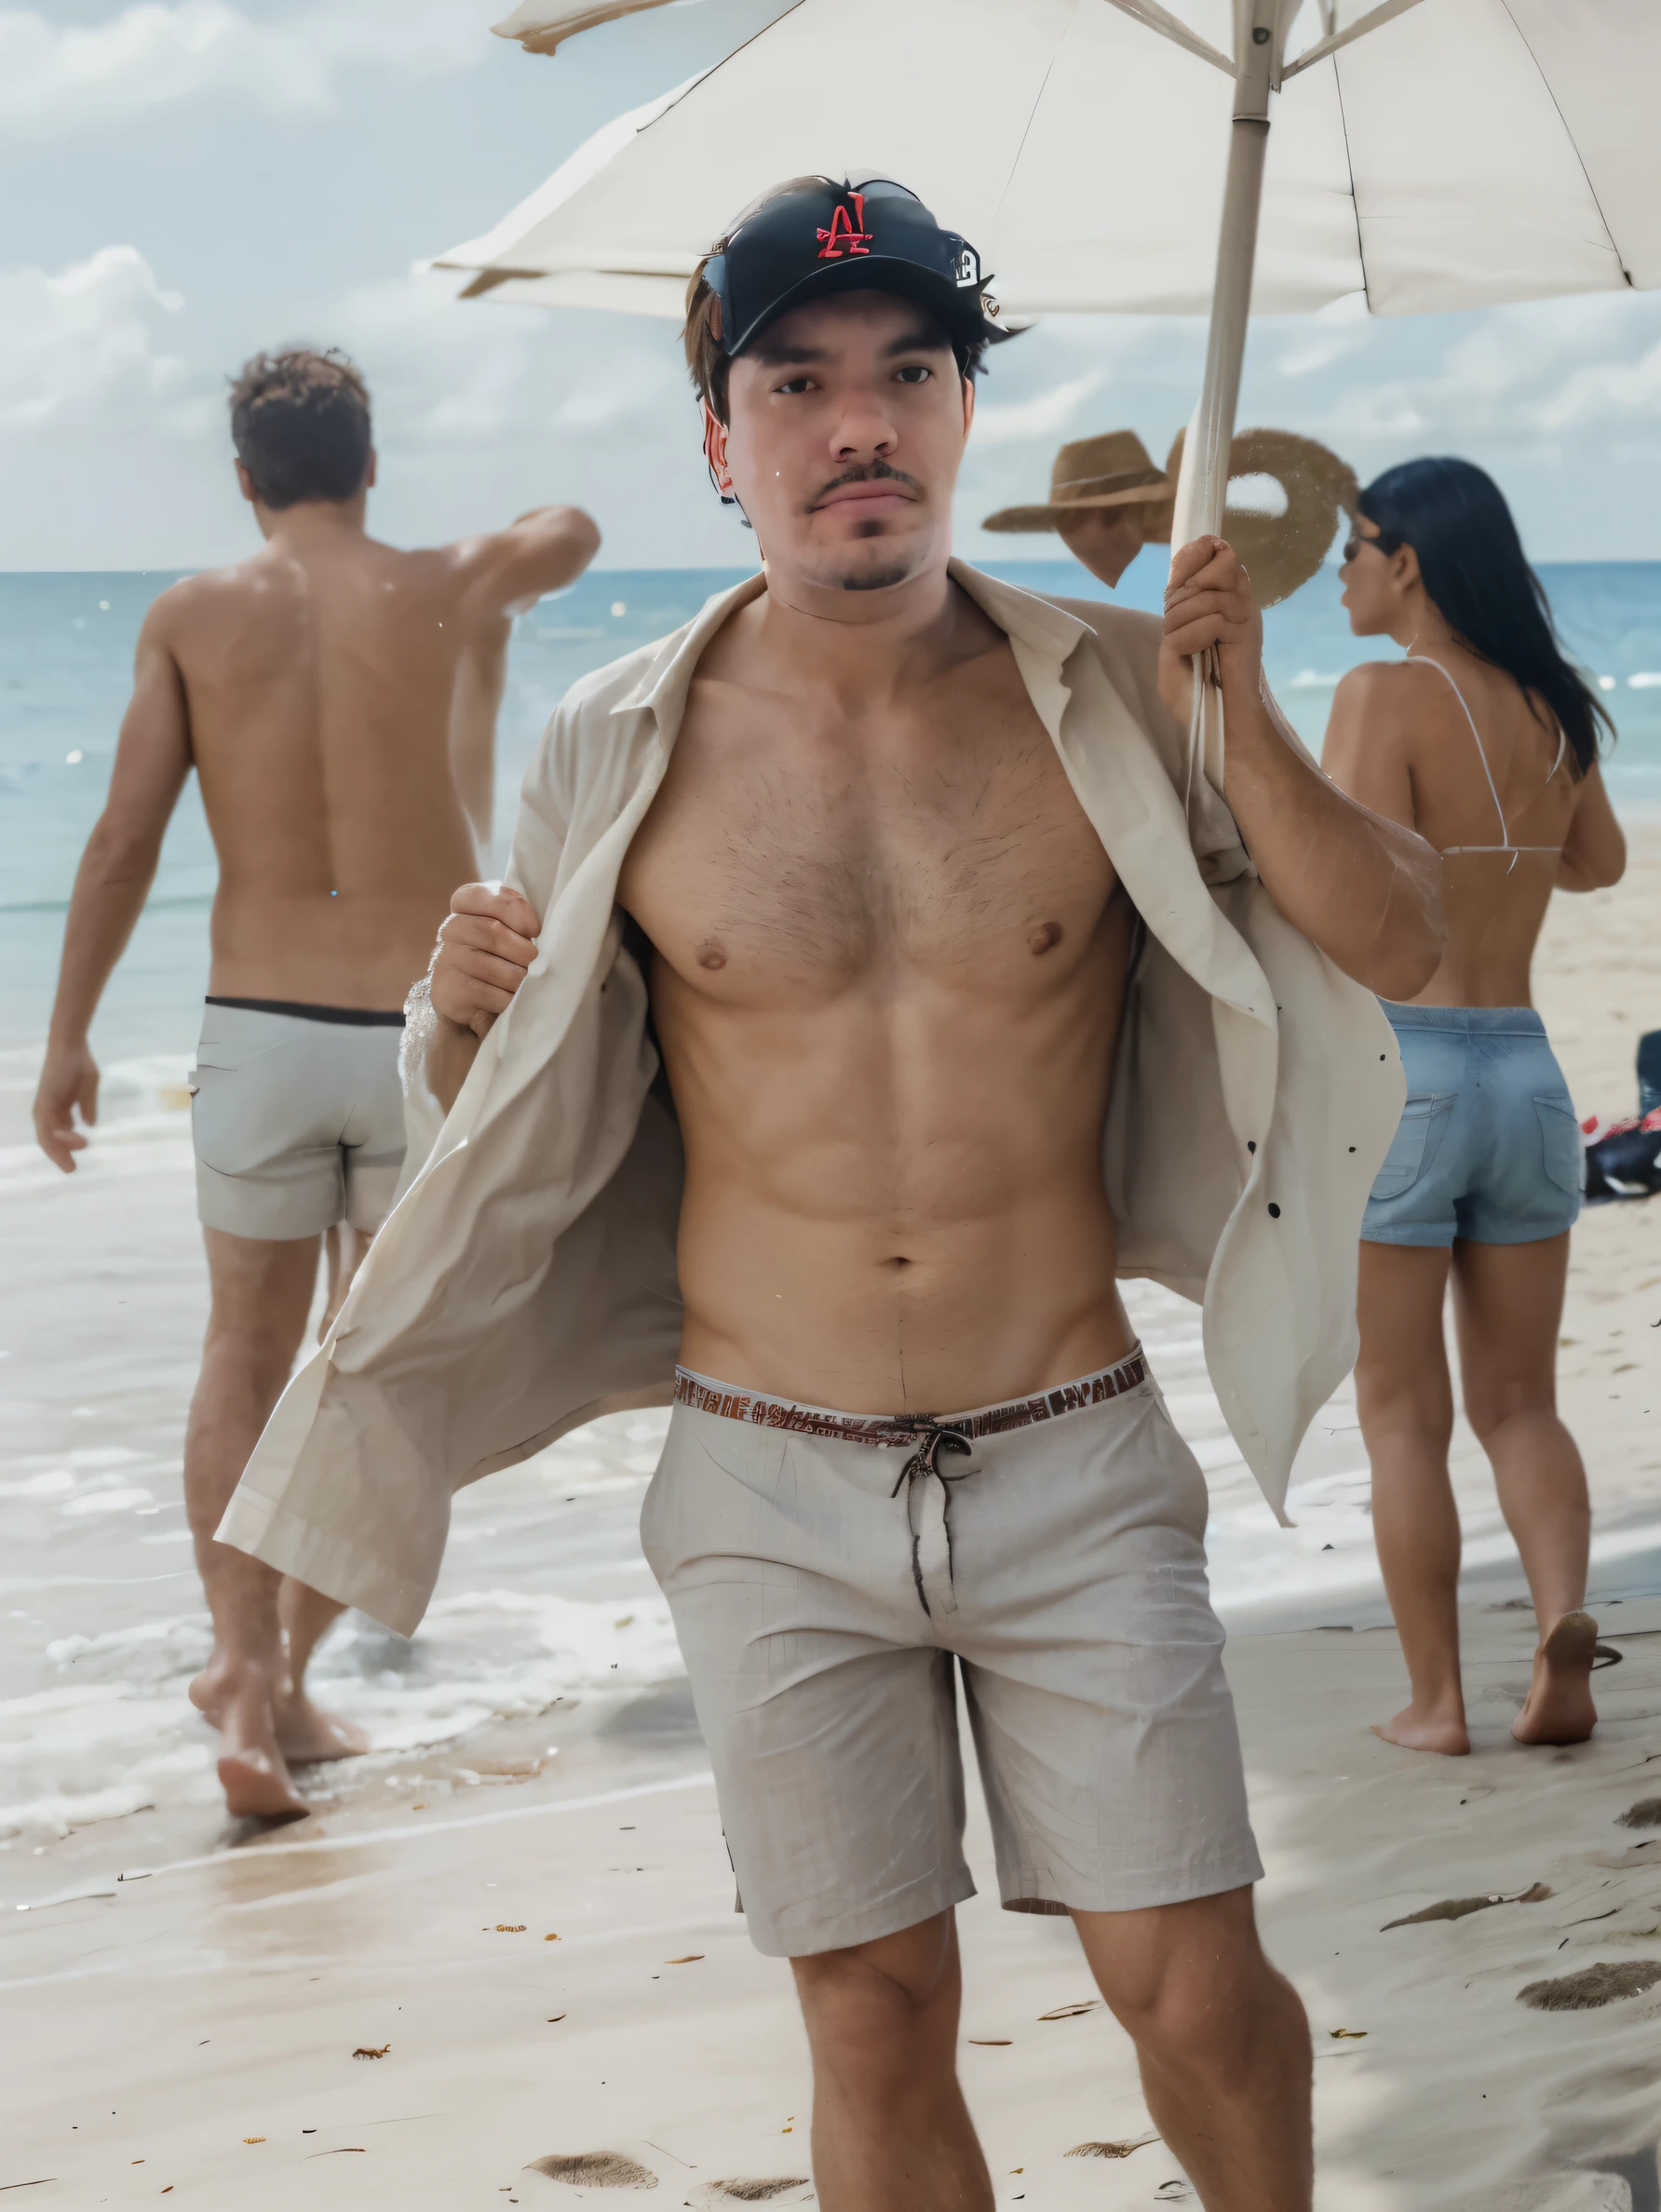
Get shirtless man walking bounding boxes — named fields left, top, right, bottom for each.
left=33, top=348, right=598, bottom=1815
left=223, top=185, right=1440, bottom=2205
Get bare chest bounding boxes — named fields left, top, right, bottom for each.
left=618, top=673, right=1118, bottom=1001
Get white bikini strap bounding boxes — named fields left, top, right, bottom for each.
left=1405, top=653, right=1509, bottom=850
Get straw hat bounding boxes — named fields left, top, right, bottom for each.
left=980, top=425, right=1357, bottom=608
left=1153, top=426, right=1358, bottom=608
left=980, top=431, right=1172, bottom=533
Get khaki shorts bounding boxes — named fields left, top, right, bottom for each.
left=641, top=1353, right=1261, bottom=1959
left=189, top=998, right=407, bottom=1241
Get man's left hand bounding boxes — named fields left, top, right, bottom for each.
left=1159, top=535, right=1263, bottom=716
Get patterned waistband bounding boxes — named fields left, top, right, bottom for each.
left=671, top=1349, right=1149, bottom=1449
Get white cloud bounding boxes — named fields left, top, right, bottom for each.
left=0, top=245, right=205, bottom=434
left=971, top=370, right=1111, bottom=448
left=1536, top=340, right=1661, bottom=434
left=0, top=0, right=486, bottom=141
left=1285, top=292, right=1661, bottom=453
left=318, top=270, right=689, bottom=452
left=1276, top=331, right=1362, bottom=379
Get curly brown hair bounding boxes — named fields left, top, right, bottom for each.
left=228, top=348, right=371, bottom=509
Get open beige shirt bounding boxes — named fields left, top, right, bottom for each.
left=220, top=563, right=1403, bottom=1637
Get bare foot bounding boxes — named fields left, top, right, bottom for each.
left=1371, top=1704, right=1470, bottom=1756
left=217, top=1747, right=309, bottom=1819
left=190, top=1660, right=309, bottom=1818
left=1512, top=1611, right=1598, bottom=1746
left=274, top=1692, right=370, bottom=1765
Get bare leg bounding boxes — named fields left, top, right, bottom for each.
left=185, top=1228, right=321, bottom=1816
left=1452, top=1233, right=1596, bottom=1746
left=317, top=1221, right=371, bottom=1342
left=262, top=1220, right=375, bottom=1763
left=1355, top=1240, right=1469, bottom=1754
left=790, top=1910, right=993, bottom=2212
left=275, top=1580, right=365, bottom=1763
left=1073, top=1887, right=1311, bottom=2211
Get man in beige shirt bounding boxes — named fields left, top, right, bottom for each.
left=34, top=348, right=598, bottom=1816
left=224, top=184, right=1440, bottom=2207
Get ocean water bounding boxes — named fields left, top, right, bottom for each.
left=4, top=557, right=1659, bottom=1064
left=6, top=558, right=1661, bottom=1858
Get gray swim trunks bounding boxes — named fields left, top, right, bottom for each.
left=641, top=1351, right=1262, bottom=1959
left=189, top=997, right=407, bottom=1240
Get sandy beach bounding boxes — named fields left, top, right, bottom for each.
left=3, top=828, right=1658, bottom=2208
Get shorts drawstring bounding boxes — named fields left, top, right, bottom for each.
left=889, top=1422, right=973, bottom=1618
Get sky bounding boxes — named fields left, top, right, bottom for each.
left=6, top=0, right=1661, bottom=573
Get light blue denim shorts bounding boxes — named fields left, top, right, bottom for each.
left=1361, top=1003, right=1581, bottom=1248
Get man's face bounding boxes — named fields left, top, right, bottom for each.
left=708, top=290, right=973, bottom=595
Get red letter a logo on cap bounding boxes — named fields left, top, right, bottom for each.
left=817, top=193, right=872, bottom=260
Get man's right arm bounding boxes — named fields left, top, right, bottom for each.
left=423, top=882, right=541, bottom=1113
left=34, top=607, right=192, bottom=1171
left=450, top=506, right=601, bottom=864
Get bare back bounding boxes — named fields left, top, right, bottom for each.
left=1323, top=646, right=1620, bottom=1007
left=155, top=529, right=508, bottom=1007
left=616, top=584, right=1137, bottom=1415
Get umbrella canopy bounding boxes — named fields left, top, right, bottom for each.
left=446, top=0, right=1661, bottom=789
left=446, top=0, right=1661, bottom=321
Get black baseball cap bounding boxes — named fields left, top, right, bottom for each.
left=702, top=179, right=1008, bottom=361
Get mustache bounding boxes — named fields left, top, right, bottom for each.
left=806, top=462, right=924, bottom=510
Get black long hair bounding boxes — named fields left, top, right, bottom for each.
left=1357, top=456, right=1613, bottom=778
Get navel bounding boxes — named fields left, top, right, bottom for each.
left=695, top=938, right=728, bottom=971
left=1028, top=921, right=1063, bottom=955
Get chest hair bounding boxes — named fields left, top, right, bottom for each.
left=661, top=733, right=1110, bottom=984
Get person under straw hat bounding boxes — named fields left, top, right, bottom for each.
left=981, top=431, right=1174, bottom=588
left=983, top=425, right=1357, bottom=605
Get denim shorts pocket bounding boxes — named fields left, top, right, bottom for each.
left=1370, top=1092, right=1455, bottom=1201
left=1533, top=1096, right=1583, bottom=1198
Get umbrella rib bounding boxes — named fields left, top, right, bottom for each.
left=647, top=0, right=810, bottom=130
left=1095, top=0, right=1231, bottom=75
left=1329, top=42, right=1370, bottom=315
left=983, top=5, right=1070, bottom=247
left=1496, top=0, right=1630, bottom=285
left=1280, top=0, right=1424, bottom=79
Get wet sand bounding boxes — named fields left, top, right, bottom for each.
left=3, top=827, right=1658, bottom=2205
left=8, top=1607, right=1661, bottom=2208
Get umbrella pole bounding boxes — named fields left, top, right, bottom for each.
left=1192, top=119, right=1269, bottom=537
left=1175, top=1, right=1277, bottom=793
left=1187, top=4, right=1278, bottom=539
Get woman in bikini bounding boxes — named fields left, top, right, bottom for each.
left=1322, top=457, right=1626, bottom=1756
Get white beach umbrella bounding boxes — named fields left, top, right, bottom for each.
left=441, top=0, right=1661, bottom=546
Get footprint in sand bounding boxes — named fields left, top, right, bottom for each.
left=1381, top=1882, right=1551, bottom=1930
left=523, top=2151, right=659, bottom=2190
left=695, top=2182, right=813, bottom=2205
left=1518, top=1962, right=1661, bottom=2011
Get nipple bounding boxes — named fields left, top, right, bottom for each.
left=1028, top=921, right=1062, bottom=955
left=695, top=939, right=727, bottom=971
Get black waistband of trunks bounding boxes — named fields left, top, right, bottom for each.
left=672, top=1349, right=1148, bottom=1447
left=205, top=996, right=405, bottom=1028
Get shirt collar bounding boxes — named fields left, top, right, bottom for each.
left=608, top=571, right=768, bottom=722
left=606, top=558, right=1093, bottom=729
left=944, top=558, right=1094, bottom=672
